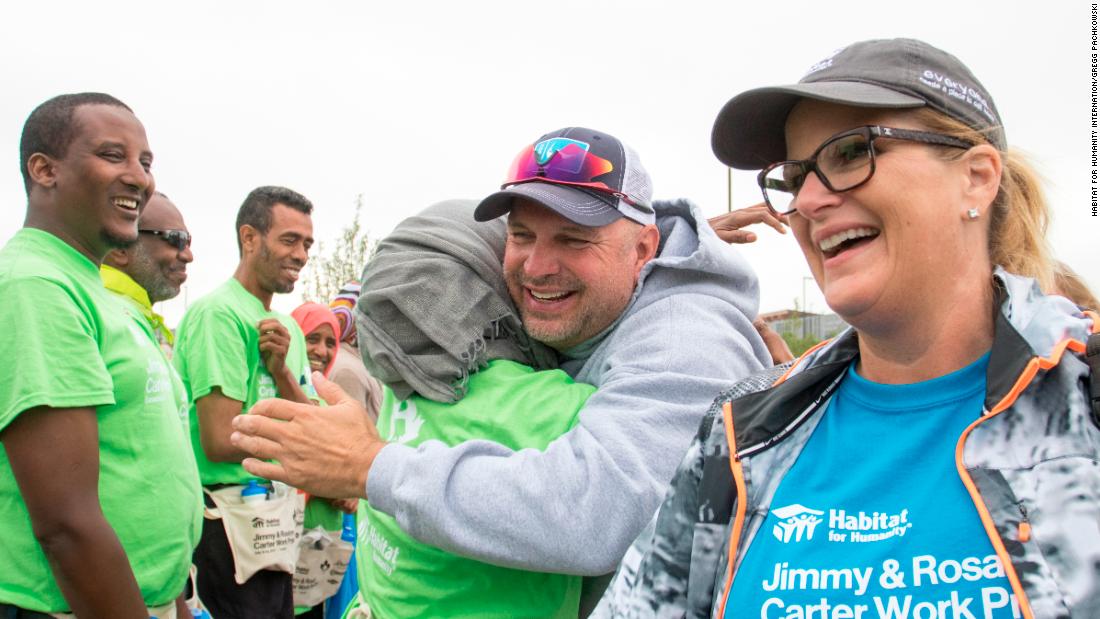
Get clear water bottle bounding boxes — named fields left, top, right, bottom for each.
left=341, top=512, right=356, bottom=543
left=240, top=479, right=268, bottom=504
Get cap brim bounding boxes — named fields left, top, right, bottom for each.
left=711, top=82, right=927, bottom=170
left=474, top=182, right=622, bottom=227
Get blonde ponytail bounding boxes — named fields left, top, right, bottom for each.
left=911, top=109, right=1055, bottom=291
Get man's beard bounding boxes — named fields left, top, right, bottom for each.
left=259, top=242, right=296, bottom=294
left=129, top=248, right=180, bottom=303
left=506, top=269, right=632, bottom=351
left=271, top=278, right=294, bottom=294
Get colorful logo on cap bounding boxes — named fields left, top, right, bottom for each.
left=534, top=137, right=590, bottom=167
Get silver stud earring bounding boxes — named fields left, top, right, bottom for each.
left=967, top=208, right=980, bottom=220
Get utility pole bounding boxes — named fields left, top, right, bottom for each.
left=801, top=276, right=814, bottom=339
left=727, top=167, right=732, bottom=213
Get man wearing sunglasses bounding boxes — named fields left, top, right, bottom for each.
left=231, top=127, right=773, bottom=610
left=101, top=191, right=193, bottom=357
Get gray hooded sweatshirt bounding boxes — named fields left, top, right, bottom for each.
left=366, top=198, right=771, bottom=577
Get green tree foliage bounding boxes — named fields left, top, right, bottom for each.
left=779, top=331, right=823, bottom=357
left=777, top=297, right=824, bottom=356
left=300, top=195, right=377, bottom=302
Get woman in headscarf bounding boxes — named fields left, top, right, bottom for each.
left=291, top=302, right=341, bottom=377
left=601, top=38, right=1100, bottom=619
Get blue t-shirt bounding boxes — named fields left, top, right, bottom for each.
left=727, top=353, right=1020, bottom=619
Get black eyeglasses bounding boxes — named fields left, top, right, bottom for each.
left=139, top=229, right=192, bottom=251
left=757, top=125, right=973, bottom=216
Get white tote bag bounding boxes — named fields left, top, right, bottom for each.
left=204, top=482, right=305, bottom=585
left=292, top=525, right=355, bottom=607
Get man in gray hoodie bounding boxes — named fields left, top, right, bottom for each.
left=231, top=126, right=772, bottom=608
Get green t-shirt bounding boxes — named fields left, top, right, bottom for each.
left=173, top=277, right=314, bottom=486
left=0, top=228, right=202, bottom=612
left=357, top=359, right=595, bottom=619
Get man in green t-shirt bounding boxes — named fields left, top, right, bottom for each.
left=0, top=93, right=202, bottom=618
left=173, top=185, right=317, bottom=619
left=101, top=191, right=194, bottom=357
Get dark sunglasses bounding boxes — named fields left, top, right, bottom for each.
left=139, top=229, right=192, bottom=251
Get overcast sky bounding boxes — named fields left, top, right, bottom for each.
left=1, top=1, right=1094, bottom=323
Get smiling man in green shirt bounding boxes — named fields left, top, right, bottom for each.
left=173, top=185, right=317, bottom=619
left=0, top=93, right=202, bottom=618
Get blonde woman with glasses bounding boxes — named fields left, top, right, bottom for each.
left=600, top=38, right=1100, bottom=619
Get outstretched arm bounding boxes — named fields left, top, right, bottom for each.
left=360, top=348, right=738, bottom=574
left=707, top=203, right=787, bottom=244
left=233, top=373, right=381, bottom=500
left=234, top=295, right=767, bottom=574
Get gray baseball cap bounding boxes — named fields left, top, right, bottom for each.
left=712, top=38, right=1006, bottom=170
left=475, top=127, right=656, bottom=227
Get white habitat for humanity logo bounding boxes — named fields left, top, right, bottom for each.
left=771, top=503, right=914, bottom=545
left=771, top=504, right=825, bottom=543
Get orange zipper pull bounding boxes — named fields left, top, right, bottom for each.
left=1017, top=521, right=1031, bottom=542
left=1017, top=505, right=1031, bottom=542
